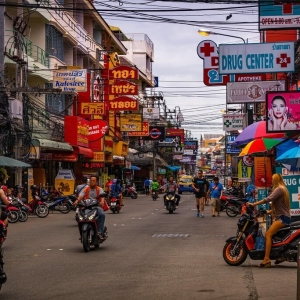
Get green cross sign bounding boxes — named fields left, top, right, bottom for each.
left=224, top=120, right=232, bottom=127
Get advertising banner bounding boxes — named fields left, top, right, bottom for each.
left=120, top=114, right=142, bottom=132
left=144, top=126, right=165, bottom=140
left=237, top=160, right=252, bottom=182
left=143, top=108, right=160, bottom=119
left=53, top=69, right=87, bottom=92
left=88, top=120, right=108, bottom=142
left=166, top=128, right=185, bottom=143
left=254, top=157, right=272, bottom=188
left=64, top=116, right=89, bottom=147
left=227, top=80, right=285, bottom=104
left=219, top=42, right=295, bottom=74
left=128, top=122, right=149, bottom=137
left=259, top=1, right=300, bottom=30
left=80, top=103, right=105, bottom=115
left=266, top=91, right=300, bottom=133
left=276, top=167, right=300, bottom=216
left=173, top=154, right=183, bottom=160
left=109, top=80, right=138, bottom=95
left=197, top=40, right=266, bottom=86
left=55, top=169, right=75, bottom=196
left=102, top=65, right=139, bottom=80
left=223, top=114, right=244, bottom=131
left=108, top=96, right=138, bottom=111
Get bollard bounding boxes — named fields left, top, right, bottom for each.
left=297, top=242, right=300, bottom=300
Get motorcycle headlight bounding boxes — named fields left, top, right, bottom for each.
left=88, top=211, right=97, bottom=220
left=78, top=215, right=83, bottom=221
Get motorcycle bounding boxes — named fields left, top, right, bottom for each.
left=10, top=197, right=29, bottom=222
left=220, top=194, right=248, bottom=217
left=6, top=201, right=20, bottom=223
left=165, top=192, right=177, bottom=214
left=223, top=207, right=300, bottom=266
left=122, top=185, right=138, bottom=199
left=152, top=190, right=158, bottom=201
left=0, top=205, right=7, bottom=290
left=77, top=198, right=108, bottom=252
left=41, top=190, right=72, bottom=214
left=110, top=195, right=121, bottom=214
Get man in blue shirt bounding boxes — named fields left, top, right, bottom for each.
left=208, top=176, right=224, bottom=217
left=110, top=179, right=123, bottom=206
left=144, top=177, right=150, bottom=195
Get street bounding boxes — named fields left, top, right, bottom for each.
left=0, top=193, right=297, bottom=300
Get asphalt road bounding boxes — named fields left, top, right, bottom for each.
left=0, top=193, right=297, bottom=300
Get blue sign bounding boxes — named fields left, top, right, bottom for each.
left=259, top=0, right=300, bottom=30
left=154, top=76, right=159, bottom=88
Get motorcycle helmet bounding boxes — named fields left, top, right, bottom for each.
left=1, top=185, right=8, bottom=193
left=113, top=179, right=117, bottom=183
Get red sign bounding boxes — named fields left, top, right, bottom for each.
left=88, top=120, right=109, bottom=142
left=40, top=153, right=78, bottom=162
left=254, top=157, right=272, bottom=188
left=108, top=96, right=138, bottom=111
left=109, top=80, right=138, bottom=95
left=197, top=40, right=266, bottom=86
left=82, top=162, right=105, bottom=168
left=166, top=128, right=185, bottom=143
left=102, top=66, right=139, bottom=80
left=128, top=122, right=149, bottom=136
left=64, top=116, right=89, bottom=147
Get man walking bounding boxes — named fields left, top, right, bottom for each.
left=208, top=176, right=224, bottom=217
left=192, top=170, right=208, bottom=218
left=144, top=177, right=150, bottom=195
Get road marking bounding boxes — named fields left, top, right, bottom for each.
left=47, top=249, right=51, bottom=251
left=59, top=249, right=63, bottom=251
left=152, top=234, right=190, bottom=238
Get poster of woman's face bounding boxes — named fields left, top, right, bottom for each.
left=266, top=91, right=300, bottom=132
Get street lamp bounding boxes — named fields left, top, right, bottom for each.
left=198, top=30, right=245, bottom=44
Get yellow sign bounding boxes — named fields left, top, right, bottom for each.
left=80, top=103, right=105, bottom=115
left=54, top=169, right=75, bottom=196
left=88, top=152, right=105, bottom=162
left=120, top=114, right=142, bottom=132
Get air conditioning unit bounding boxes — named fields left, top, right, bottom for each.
left=8, top=98, right=23, bottom=120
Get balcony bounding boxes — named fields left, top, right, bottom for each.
left=5, top=30, right=50, bottom=68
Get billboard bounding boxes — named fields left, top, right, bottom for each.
left=223, top=114, right=244, bottom=131
left=266, top=91, right=300, bottom=132
left=219, top=42, right=295, bottom=74
left=143, top=108, right=160, bottom=119
left=128, top=122, right=149, bottom=137
left=144, top=126, right=165, bottom=140
left=119, top=114, right=142, bottom=132
left=53, top=69, right=87, bottom=92
left=259, top=1, right=300, bottom=30
left=227, top=80, right=285, bottom=104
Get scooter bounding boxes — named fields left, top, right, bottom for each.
left=10, top=197, right=29, bottom=222
left=110, top=196, right=121, bottom=213
left=223, top=207, right=300, bottom=266
left=0, top=205, right=7, bottom=291
left=165, top=192, right=177, bottom=214
left=122, top=185, right=138, bottom=199
left=41, top=190, right=72, bottom=214
left=152, top=190, right=158, bottom=201
left=77, top=198, right=108, bottom=252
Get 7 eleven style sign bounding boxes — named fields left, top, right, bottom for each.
left=259, top=0, right=300, bottom=30
left=223, top=114, right=243, bottom=131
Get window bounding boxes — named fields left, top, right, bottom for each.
left=45, top=24, right=64, bottom=61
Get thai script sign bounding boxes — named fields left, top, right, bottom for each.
left=80, top=103, right=105, bottom=115
left=128, top=122, right=149, bottom=137
left=259, top=0, right=300, bottom=30
left=108, top=96, right=138, bottom=111
left=64, top=116, right=89, bottom=147
left=227, top=80, right=285, bottom=104
left=120, top=114, right=142, bottom=132
left=85, top=151, right=105, bottom=162
left=223, top=114, right=244, bottom=131
left=40, top=153, right=78, bottom=162
left=143, top=107, right=160, bottom=119
left=219, top=42, right=295, bottom=74
left=197, top=40, right=266, bottom=86
left=109, top=80, right=138, bottom=95
left=53, top=69, right=87, bottom=92
left=102, top=66, right=139, bottom=80
left=166, top=128, right=185, bottom=143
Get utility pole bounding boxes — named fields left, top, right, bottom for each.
left=153, top=142, right=157, bottom=179
left=0, top=0, right=4, bottom=88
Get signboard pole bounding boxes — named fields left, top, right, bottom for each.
left=153, top=143, right=157, bottom=179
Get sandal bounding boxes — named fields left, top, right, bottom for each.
left=258, top=261, right=271, bottom=268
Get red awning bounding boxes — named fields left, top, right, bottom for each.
left=73, top=146, right=94, bottom=158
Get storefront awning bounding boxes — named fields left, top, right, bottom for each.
left=32, top=139, right=73, bottom=151
left=73, top=146, right=94, bottom=158
left=113, top=155, right=124, bottom=160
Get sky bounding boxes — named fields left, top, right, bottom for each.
left=96, top=0, right=260, bottom=139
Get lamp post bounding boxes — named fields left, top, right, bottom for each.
left=198, top=30, right=246, bottom=43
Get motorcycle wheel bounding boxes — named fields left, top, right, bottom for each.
left=35, top=205, right=49, bottom=218
left=131, top=193, right=138, bottom=199
left=7, top=211, right=19, bottom=223
left=223, top=241, right=247, bottom=266
left=59, top=203, right=71, bottom=214
left=82, top=226, right=91, bottom=252
left=112, top=208, right=116, bottom=214
left=18, top=209, right=28, bottom=222
left=225, top=205, right=239, bottom=217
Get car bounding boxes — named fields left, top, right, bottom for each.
left=178, top=175, right=194, bottom=194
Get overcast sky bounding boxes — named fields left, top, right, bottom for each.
left=97, top=1, right=260, bottom=138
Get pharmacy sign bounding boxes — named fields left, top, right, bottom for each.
left=219, top=42, right=294, bottom=75
left=223, top=114, right=244, bottom=131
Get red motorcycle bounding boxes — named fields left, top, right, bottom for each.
left=223, top=207, right=300, bottom=266
left=122, top=185, right=138, bottom=199
left=110, top=196, right=121, bottom=213
left=0, top=206, right=7, bottom=290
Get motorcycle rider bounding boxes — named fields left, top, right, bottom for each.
left=74, top=176, right=106, bottom=240
left=105, top=177, right=113, bottom=193
left=163, top=176, right=180, bottom=207
left=151, top=178, right=160, bottom=199
left=110, top=179, right=124, bottom=206
left=0, top=175, right=10, bottom=227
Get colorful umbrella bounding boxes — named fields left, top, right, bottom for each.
left=276, top=146, right=300, bottom=168
left=233, top=121, right=285, bottom=147
left=239, top=138, right=283, bottom=157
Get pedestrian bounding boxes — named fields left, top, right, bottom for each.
left=144, top=177, right=150, bottom=195
left=246, top=182, right=255, bottom=203
left=208, top=176, right=224, bottom=217
left=247, top=173, right=291, bottom=267
left=192, top=170, right=208, bottom=217
left=75, top=177, right=88, bottom=197
left=149, top=178, right=153, bottom=193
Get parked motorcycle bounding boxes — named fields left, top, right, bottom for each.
left=0, top=205, right=7, bottom=290
left=110, top=195, right=121, bottom=214
left=122, top=185, right=138, bottom=199
left=10, top=197, right=29, bottom=222
left=77, top=198, right=108, bottom=252
left=220, top=194, right=248, bottom=217
left=165, top=192, right=177, bottom=214
left=223, top=207, right=300, bottom=266
left=41, top=190, right=72, bottom=214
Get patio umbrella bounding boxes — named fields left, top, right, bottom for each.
left=275, top=146, right=300, bottom=168
left=239, top=138, right=283, bottom=157
left=233, top=121, right=285, bottom=147
left=0, top=156, right=31, bottom=167
left=131, top=165, right=141, bottom=171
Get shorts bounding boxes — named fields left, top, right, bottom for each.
left=195, top=193, right=205, bottom=199
left=276, top=215, right=291, bottom=226
left=211, top=198, right=221, bottom=209
left=0, top=211, right=7, bottom=221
